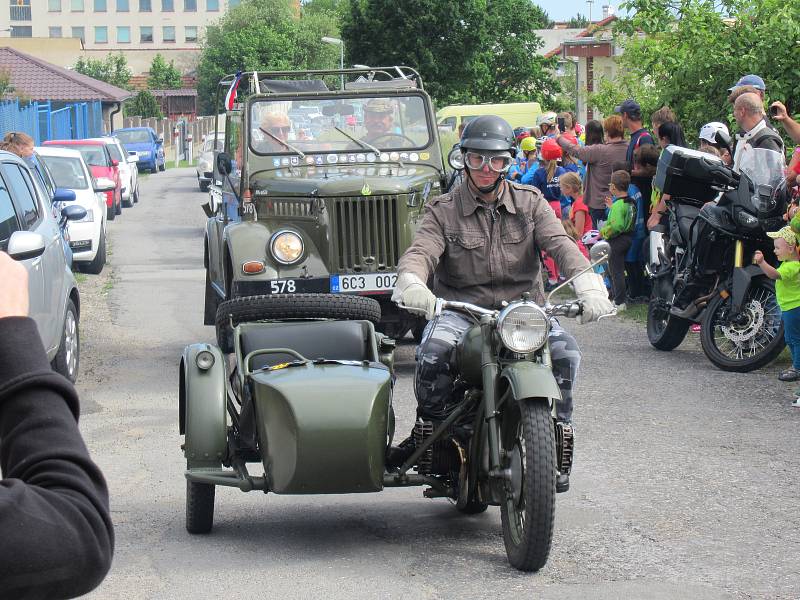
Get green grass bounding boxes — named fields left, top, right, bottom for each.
left=74, top=272, right=87, bottom=284
left=164, top=159, right=193, bottom=169
left=618, top=302, right=648, bottom=324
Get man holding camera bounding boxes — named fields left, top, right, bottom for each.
left=0, top=251, right=113, bottom=598
left=732, top=92, right=784, bottom=172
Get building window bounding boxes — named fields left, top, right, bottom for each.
left=184, top=25, right=197, bottom=42
left=117, top=0, right=129, bottom=10
left=49, top=26, right=62, bottom=37
left=139, top=0, right=150, bottom=10
left=71, top=0, right=84, bottom=10
left=9, top=0, right=32, bottom=21
left=117, top=26, right=130, bottom=43
left=10, top=26, right=32, bottom=37
left=48, top=0, right=62, bottom=11
left=94, top=0, right=106, bottom=11
left=95, top=25, right=108, bottom=43
left=140, top=26, right=152, bottom=42
left=162, top=25, right=175, bottom=42
left=183, top=0, right=195, bottom=9
left=161, top=0, right=173, bottom=10
left=206, top=0, right=217, bottom=9
left=71, top=26, right=85, bottom=41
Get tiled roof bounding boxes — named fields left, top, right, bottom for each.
left=544, top=15, right=618, bottom=59
left=0, top=47, right=132, bottom=102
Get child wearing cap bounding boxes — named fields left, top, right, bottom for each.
left=754, top=224, right=800, bottom=403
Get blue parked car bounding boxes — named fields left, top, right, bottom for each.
left=113, top=127, right=166, bottom=173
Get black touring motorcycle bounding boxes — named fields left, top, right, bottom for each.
left=647, top=140, right=789, bottom=372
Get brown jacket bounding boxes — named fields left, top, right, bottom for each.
left=398, top=180, right=590, bottom=309
left=557, top=137, right=628, bottom=210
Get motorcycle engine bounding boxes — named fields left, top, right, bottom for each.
left=412, top=419, right=466, bottom=476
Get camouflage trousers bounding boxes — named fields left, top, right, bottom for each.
left=414, top=311, right=580, bottom=422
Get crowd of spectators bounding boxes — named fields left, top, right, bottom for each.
left=507, top=74, right=800, bottom=311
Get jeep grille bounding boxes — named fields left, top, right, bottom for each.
left=329, top=195, right=401, bottom=272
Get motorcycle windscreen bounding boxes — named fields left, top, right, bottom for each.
left=250, top=362, right=391, bottom=494
left=736, top=147, right=786, bottom=213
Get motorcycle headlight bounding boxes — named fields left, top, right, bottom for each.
left=497, top=302, right=549, bottom=353
left=74, top=209, right=94, bottom=223
left=270, top=230, right=304, bottom=265
left=736, top=209, right=759, bottom=227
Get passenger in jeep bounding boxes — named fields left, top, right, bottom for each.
left=256, top=112, right=292, bottom=152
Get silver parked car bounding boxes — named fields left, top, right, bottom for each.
left=0, top=150, right=91, bottom=382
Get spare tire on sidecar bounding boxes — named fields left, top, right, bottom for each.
left=179, top=294, right=396, bottom=533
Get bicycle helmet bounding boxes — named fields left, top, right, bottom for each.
left=699, top=122, right=730, bottom=145
left=581, top=229, right=601, bottom=246
left=519, top=136, right=537, bottom=153
left=536, top=111, right=557, bottom=127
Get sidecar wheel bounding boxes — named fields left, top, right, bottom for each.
left=215, top=293, right=381, bottom=353
left=500, top=399, right=555, bottom=572
left=186, top=480, right=215, bottom=534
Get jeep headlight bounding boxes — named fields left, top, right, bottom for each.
left=497, top=302, right=549, bottom=353
left=270, top=230, right=304, bottom=264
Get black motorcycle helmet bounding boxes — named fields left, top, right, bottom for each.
left=460, top=115, right=515, bottom=194
left=460, top=115, right=516, bottom=153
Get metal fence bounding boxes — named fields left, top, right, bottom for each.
left=0, top=99, right=103, bottom=145
left=122, top=115, right=217, bottom=159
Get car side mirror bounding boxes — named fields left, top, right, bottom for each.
left=216, top=152, right=232, bottom=176
left=127, top=155, right=138, bottom=164
left=93, top=177, right=116, bottom=192
left=53, top=187, right=76, bottom=202
left=7, top=230, right=46, bottom=261
left=61, top=204, right=87, bottom=222
left=110, top=158, right=119, bottom=167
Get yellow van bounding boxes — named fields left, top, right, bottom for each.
left=436, top=102, right=543, bottom=132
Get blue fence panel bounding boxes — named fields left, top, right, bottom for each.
left=0, top=99, right=106, bottom=144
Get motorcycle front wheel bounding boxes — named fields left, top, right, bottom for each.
left=500, top=398, right=555, bottom=572
left=700, top=278, right=785, bottom=372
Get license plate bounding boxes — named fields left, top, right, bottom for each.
left=330, top=273, right=397, bottom=294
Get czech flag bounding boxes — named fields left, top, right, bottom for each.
left=224, top=71, right=243, bottom=111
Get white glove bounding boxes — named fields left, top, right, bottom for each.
left=572, top=271, right=615, bottom=324
left=392, top=272, right=436, bottom=320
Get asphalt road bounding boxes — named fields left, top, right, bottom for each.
left=77, top=168, right=800, bottom=600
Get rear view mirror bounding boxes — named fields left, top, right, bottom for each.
left=216, top=152, right=232, bottom=176
left=714, top=129, right=731, bottom=151
left=7, top=230, right=47, bottom=261
left=589, top=240, right=611, bottom=263
left=448, top=146, right=464, bottom=170
left=53, top=187, right=76, bottom=203
left=61, top=204, right=87, bottom=222
left=93, top=177, right=116, bottom=192
left=322, top=103, right=355, bottom=117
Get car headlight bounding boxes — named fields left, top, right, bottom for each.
left=270, top=230, right=304, bottom=264
left=497, top=302, right=549, bottom=353
left=74, top=209, right=94, bottom=223
left=138, top=150, right=151, bottom=158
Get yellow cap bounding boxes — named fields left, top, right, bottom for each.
left=766, top=225, right=799, bottom=246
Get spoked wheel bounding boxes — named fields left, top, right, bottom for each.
left=186, top=480, right=215, bottom=534
left=647, top=297, right=690, bottom=351
left=700, top=278, right=785, bottom=372
left=500, top=399, right=556, bottom=572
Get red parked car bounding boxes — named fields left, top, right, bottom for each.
left=43, top=139, right=123, bottom=221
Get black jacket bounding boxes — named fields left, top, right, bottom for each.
left=0, top=317, right=113, bottom=599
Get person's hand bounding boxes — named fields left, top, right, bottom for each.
left=753, top=250, right=765, bottom=265
left=604, top=195, right=613, bottom=208
left=391, top=272, right=436, bottom=320
left=573, top=271, right=615, bottom=324
left=0, top=251, right=29, bottom=318
left=646, top=211, right=661, bottom=230
left=769, top=101, right=789, bottom=122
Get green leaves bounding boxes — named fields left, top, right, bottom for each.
left=74, top=53, right=132, bottom=90
left=124, top=90, right=163, bottom=119
left=148, top=54, right=182, bottom=90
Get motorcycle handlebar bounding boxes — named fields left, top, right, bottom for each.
left=434, top=299, right=585, bottom=320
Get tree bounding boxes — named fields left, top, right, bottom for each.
left=196, top=0, right=340, bottom=114
left=147, top=54, right=182, bottom=89
left=0, top=69, right=15, bottom=97
left=567, top=13, right=589, bottom=28
left=593, top=0, right=800, bottom=138
left=124, top=90, right=163, bottom=119
left=73, top=53, right=131, bottom=89
left=341, top=0, right=557, bottom=106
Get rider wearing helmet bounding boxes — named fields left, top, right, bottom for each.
left=390, top=115, right=614, bottom=492
left=698, top=121, right=732, bottom=165
left=537, top=112, right=558, bottom=138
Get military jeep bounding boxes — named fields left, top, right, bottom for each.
left=203, top=67, right=447, bottom=339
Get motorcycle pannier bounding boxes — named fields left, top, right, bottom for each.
left=655, top=145, right=727, bottom=206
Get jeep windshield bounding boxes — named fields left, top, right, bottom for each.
left=249, top=95, right=431, bottom=157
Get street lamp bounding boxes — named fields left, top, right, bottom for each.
left=322, top=36, right=344, bottom=89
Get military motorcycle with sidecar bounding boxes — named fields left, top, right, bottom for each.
left=179, top=244, right=610, bottom=572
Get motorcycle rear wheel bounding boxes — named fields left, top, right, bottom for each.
left=647, top=298, right=690, bottom=351
left=700, top=278, right=785, bottom=372
left=500, top=399, right=555, bottom=572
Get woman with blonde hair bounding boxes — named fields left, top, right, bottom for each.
left=0, top=131, right=34, bottom=159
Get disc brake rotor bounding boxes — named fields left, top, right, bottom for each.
left=720, top=299, right=765, bottom=345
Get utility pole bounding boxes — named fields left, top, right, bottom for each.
left=587, top=0, right=594, bottom=23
